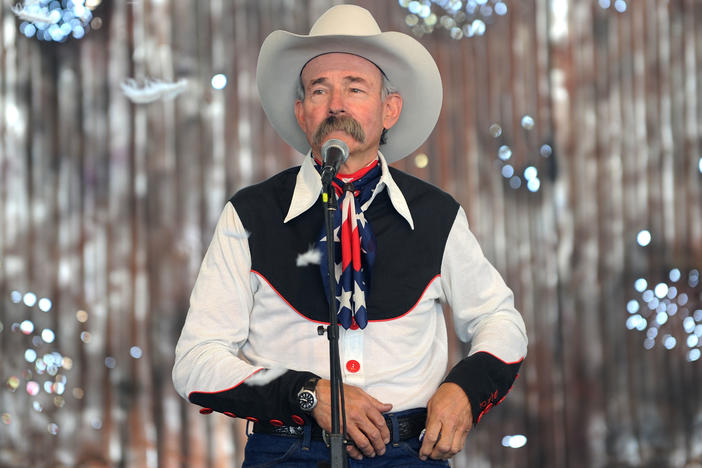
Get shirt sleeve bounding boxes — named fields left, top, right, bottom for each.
left=171, top=202, right=317, bottom=425
left=439, top=206, right=527, bottom=424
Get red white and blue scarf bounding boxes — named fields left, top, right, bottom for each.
left=316, top=158, right=382, bottom=330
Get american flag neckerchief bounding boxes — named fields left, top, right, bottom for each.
left=315, top=158, right=382, bottom=330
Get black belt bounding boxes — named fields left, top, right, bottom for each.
left=252, top=410, right=427, bottom=445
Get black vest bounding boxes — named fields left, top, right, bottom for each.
left=230, top=166, right=459, bottom=323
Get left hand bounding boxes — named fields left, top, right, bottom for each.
left=419, top=382, right=473, bottom=461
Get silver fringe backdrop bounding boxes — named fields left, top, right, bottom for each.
left=1, top=0, right=701, bottom=467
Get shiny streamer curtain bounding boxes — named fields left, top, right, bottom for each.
left=1, top=0, right=702, bottom=467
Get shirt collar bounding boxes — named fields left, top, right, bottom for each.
left=283, top=150, right=415, bottom=230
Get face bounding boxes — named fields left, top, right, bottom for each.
left=294, top=53, right=402, bottom=168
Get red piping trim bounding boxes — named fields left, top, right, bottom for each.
left=251, top=270, right=330, bottom=325
left=476, top=374, right=521, bottom=423
left=368, top=275, right=441, bottom=323
left=251, top=272, right=444, bottom=325
left=187, top=367, right=264, bottom=399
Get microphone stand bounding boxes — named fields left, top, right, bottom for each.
left=318, top=169, right=348, bottom=468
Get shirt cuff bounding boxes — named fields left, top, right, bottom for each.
left=443, top=351, right=523, bottom=425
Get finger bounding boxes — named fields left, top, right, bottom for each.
left=358, top=417, right=386, bottom=455
left=346, top=444, right=363, bottom=461
left=430, top=425, right=456, bottom=460
left=449, top=426, right=467, bottom=459
left=347, top=426, right=377, bottom=458
left=365, top=407, right=391, bottom=445
left=368, top=394, right=393, bottom=413
left=419, top=422, right=441, bottom=460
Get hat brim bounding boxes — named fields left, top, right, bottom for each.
left=256, top=31, right=443, bottom=164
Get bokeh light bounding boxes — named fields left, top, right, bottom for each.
left=521, top=115, right=535, bottom=130
left=614, top=0, right=627, bottom=13
left=23, top=292, right=37, bottom=307
left=10, top=291, right=22, bottom=303
left=627, top=267, right=701, bottom=358
left=26, top=381, right=40, bottom=396
left=489, top=123, right=503, bottom=138
left=636, top=230, right=651, bottom=247
left=24, top=349, right=37, bottom=363
left=20, top=320, right=34, bottom=335
left=414, top=153, right=429, bottom=168
left=211, top=73, right=227, bottom=90
left=13, top=0, right=102, bottom=43
left=38, top=298, right=52, bottom=312
left=399, top=0, right=506, bottom=39
left=501, top=434, right=527, bottom=448
left=42, top=329, right=56, bottom=344
left=498, top=145, right=512, bottom=161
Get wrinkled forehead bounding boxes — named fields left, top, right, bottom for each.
left=299, top=52, right=385, bottom=82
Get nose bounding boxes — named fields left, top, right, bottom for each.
left=328, top=89, right=345, bottom=115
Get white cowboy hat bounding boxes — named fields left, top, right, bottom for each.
left=256, top=4, right=443, bottom=163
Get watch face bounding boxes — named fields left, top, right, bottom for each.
left=299, top=390, right=316, bottom=411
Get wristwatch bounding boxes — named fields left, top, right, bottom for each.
left=297, top=377, right=320, bottom=412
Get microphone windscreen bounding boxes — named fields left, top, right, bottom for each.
left=321, top=139, right=349, bottom=166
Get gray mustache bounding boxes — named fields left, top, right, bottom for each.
left=313, top=116, right=366, bottom=146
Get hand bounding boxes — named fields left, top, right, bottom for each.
left=419, top=382, right=473, bottom=461
left=311, top=379, right=393, bottom=460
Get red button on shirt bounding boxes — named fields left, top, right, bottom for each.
left=223, top=412, right=237, bottom=418
left=346, top=360, right=360, bottom=373
left=199, top=408, right=213, bottom=415
left=269, top=419, right=284, bottom=427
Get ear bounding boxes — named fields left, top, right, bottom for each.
left=382, top=93, right=403, bottom=130
left=294, top=99, right=306, bottom=132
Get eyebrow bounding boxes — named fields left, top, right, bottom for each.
left=308, top=76, right=370, bottom=87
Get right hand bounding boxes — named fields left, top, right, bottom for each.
left=311, top=379, right=393, bottom=460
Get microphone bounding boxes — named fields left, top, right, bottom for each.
left=320, top=139, right=349, bottom=183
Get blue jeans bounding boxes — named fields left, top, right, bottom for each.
left=242, top=410, right=450, bottom=468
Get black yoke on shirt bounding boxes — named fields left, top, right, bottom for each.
left=230, top=165, right=460, bottom=323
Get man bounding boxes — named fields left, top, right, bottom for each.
left=172, top=4, right=527, bottom=466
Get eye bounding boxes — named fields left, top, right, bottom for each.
left=350, top=88, right=364, bottom=94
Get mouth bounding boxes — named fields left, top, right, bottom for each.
left=313, top=116, right=366, bottom=146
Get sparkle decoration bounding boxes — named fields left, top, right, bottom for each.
left=121, top=78, right=189, bottom=104
left=626, top=263, right=702, bottom=362
left=489, top=117, right=554, bottom=194
left=13, top=0, right=103, bottom=42
left=398, top=0, right=508, bottom=39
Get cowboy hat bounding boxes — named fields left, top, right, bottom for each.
left=256, top=4, right=443, bottom=163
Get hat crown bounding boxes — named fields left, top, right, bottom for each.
left=309, top=5, right=382, bottom=37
